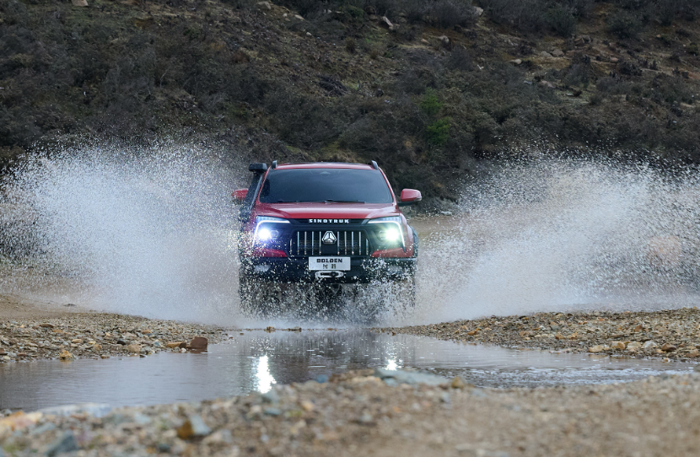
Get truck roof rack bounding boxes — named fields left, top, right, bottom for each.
left=369, top=160, right=379, bottom=170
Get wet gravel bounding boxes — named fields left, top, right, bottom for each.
left=2, top=370, right=700, bottom=457
left=384, top=308, right=700, bottom=360
left=0, top=313, right=227, bottom=363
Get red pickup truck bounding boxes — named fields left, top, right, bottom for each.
left=234, top=161, right=421, bottom=318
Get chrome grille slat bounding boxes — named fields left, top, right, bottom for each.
left=289, top=230, right=371, bottom=258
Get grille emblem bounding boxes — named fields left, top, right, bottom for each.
left=322, top=231, right=337, bottom=244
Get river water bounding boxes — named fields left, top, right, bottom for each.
left=0, top=329, right=694, bottom=412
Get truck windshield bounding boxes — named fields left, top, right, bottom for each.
left=258, top=168, right=394, bottom=204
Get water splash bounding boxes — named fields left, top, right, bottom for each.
left=3, top=149, right=700, bottom=326
left=415, top=158, right=700, bottom=324
left=0, top=141, right=247, bottom=323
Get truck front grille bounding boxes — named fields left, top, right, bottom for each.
left=289, top=230, right=371, bottom=257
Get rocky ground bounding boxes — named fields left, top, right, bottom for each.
left=0, top=296, right=228, bottom=363
left=1, top=368, right=700, bottom=457
left=384, top=308, right=700, bottom=360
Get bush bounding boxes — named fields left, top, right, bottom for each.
left=345, top=37, right=356, bottom=53
left=420, top=89, right=442, bottom=116
left=546, top=5, right=576, bottom=37
left=607, top=10, right=641, bottom=39
left=426, top=118, right=451, bottom=145
left=428, top=0, right=479, bottom=28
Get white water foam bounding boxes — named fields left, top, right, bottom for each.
left=413, top=159, right=700, bottom=324
left=3, top=150, right=700, bottom=326
left=1, top=141, right=248, bottom=324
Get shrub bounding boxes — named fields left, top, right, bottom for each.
left=428, top=0, right=478, bottom=28
left=345, top=37, right=356, bottom=53
left=420, top=89, right=442, bottom=116
left=426, top=118, right=451, bottom=145
left=607, top=10, right=641, bottom=39
left=546, top=4, right=576, bottom=37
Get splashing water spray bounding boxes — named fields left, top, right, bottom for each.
left=2, top=147, right=700, bottom=326
left=0, top=141, right=247, bottom=324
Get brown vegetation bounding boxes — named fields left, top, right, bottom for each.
left=2, top=0, right=700, bottom=196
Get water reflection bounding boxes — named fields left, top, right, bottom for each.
left=0, top=329, right=695, bottom=412
left=255, top=355, right=276, bottom=393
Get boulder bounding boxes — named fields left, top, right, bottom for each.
left=189, top=337, right=208, bottom=351
left=379, top=16, right=394, bottom=31
left=551, top=49, right=565, bottom=57
left=256, top=1, right=272, bottom=10
left=71, top=0, right=88, bottom=6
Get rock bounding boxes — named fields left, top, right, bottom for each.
left=261, top=389, right=280, bottom=403
left=126, top=344, right=141, bottom=354
left=438, top=35, right=451, bottom=49
left=588, top=345, right=607, bottom=353
left=421, top=38, right=429, bottom=44
left=551, top=49, right=565, bottom=57
left=256, top=1, right=272, bottom=10
left=642, top=341, right=658, bottom=349
left=301, top=401, right=315, bottom=412
left=177, top=415, right=211, bottom=440
left=45, top=431, right=78, bottom=457
left=374, top=368, right=449, bottom=386
left=509, top=59, right=522, bottom=65
left=611, top=341, right=626, bottom=350
left=264, top=407, right=282, bottom=416
left=661, top=343, right=677, bottom=352
left=451, top=376, right=467, bottom=389
left=39, top=323, right=54, bottom=328
left=294, top=14, right=303, bottom=20
left=315, top=374, right=329, bottom=383
left=202, top=429, right=233, bottom=446
left=539, top=80, right=555, bottom=89
left=687, top=349, right=699, bottom=358
left=71, top=0, right=88, bottom=6
left=540, top=51, right=553, bottom=58
left=58, top=350, right=73, bottom=360
left=379, top=16, right=394, bottom=31
left=39, top=403, right=112, bottom=418
left=474, top=6, right=484, bottom=16
left=627, top=341, right=642, bottom=351
left=610, top=57, right=619, bottom=63
left=189, top=337, right=208, bottom=351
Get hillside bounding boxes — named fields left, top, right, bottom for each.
left=2, top=0, right=700, bottom=197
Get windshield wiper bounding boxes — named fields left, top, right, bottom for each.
left=323, top=200, right=365, bottom=203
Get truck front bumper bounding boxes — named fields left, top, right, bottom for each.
left=240, top=257, right=416, bottom=283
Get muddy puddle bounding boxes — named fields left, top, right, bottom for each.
left=1, top=329, right=695, bottom=412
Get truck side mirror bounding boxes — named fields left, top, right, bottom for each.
left=232, top=189, right=248, bottom=203
left=398, top=189, right=422, bottom=206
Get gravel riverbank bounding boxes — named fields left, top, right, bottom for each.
left=0, top=311, right=227, bottom=363
left=2, top=369, right=700, bottom=457
left=384, top=308, right=700, bottom=360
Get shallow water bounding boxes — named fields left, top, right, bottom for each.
left=0, top=329, right=694, bottom=412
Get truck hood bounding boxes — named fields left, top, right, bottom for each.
left=254, top=203, right=399, bottom=220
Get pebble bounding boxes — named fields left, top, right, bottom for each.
left=382, top=308, right=700, bottom=360
left=0, top=313, right=225, bottom=364
left=44, top=431, right=78, bottom=457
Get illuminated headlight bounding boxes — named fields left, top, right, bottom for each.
left=253, top=216, right=289, bottom=244
left=369, top=216, right=405, bottom=249
left=256, top=228, right=280, bottom=241
left=378, top=227, right=401, bottom=242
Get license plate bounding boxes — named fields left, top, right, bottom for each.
left=308, top=257, right=351, bottom=271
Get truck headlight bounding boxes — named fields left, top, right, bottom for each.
left=254, top=216, right=289, bottom=243
left=369, top=216, right=405, bottom=249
